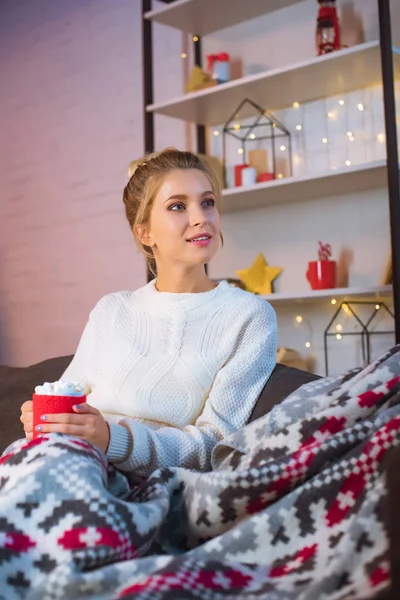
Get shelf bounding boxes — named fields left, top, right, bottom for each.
left=221, top=160, right=390, bottom=213
left=147, top=41, right=400, bottom=125
left=145, top=0, right=301, bottom=36
left=261, top=285, right=393, bottom=305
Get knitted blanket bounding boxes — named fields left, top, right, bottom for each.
left=1, top=346, right=400, bottom=600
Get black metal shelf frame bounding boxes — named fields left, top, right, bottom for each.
left=141, top=0, right=400, bottom=344
left=141, top=0, right=205, bottom=155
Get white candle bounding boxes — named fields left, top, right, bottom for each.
left=241, top=167, right=257, bottom=186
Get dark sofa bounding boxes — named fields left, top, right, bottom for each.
left=0, top=355, right=319, bottom=454
left=0, top=356, right=398, bottom=599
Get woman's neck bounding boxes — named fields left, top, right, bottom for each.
left=154, top=267, right=217, bottom=294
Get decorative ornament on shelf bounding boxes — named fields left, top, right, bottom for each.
left=318, top=241, right=332, bottom=261
left=316, top=0, right=341, bottom=56
left=306, top=241, right=337, bottom=290
left=206, top=52, right=231, bottom=84
left=276, top=347, right=308, bottom=371
left=236, top=253, right=283, bottom=295
left=223, top=98, right=292, bottom=188
left=186, top=65, right=216, bottom=93
left=323, top=300, right=395, bottom=375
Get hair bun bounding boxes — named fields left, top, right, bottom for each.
left=128, top=148, right=181, bottom=180
left=127, top=158, right=146, bottom=179
left=127, top=152, right=158, bottom=179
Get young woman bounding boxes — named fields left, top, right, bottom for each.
left=20, top=148, right=277, bottom=477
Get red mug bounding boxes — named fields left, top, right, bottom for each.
left=306, top=260, right=336, bottom=290
left=32, top=394, right=87, bottom=439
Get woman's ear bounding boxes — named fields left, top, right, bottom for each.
left=135, top=224, right=154, bottom=248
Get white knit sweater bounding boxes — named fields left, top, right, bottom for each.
left=62, top=279, right=277, bottom=476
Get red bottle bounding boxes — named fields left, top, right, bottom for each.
left=316, top=0, right=341, bottom=55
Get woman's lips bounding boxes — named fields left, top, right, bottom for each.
left=187, top=236, right=212, bottom=247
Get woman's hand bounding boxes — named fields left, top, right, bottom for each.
left=35, top=403, right=110, bottom=453
left=20, top=400, right=33, bottom=440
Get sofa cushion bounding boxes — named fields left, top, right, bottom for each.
left=0, top=356, right=319, bottom=454
left=247, top=363, right=320, bottom=423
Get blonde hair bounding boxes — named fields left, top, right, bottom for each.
left=123, top=148, right=222, bottom=275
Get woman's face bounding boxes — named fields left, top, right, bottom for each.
left=145, top=169, right=221, bottom=269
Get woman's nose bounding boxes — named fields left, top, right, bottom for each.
left=189, top=207, right=207, bottom=226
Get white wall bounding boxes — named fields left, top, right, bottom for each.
left=0, top=0, right=147, bottom=366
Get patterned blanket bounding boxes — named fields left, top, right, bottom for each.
left=1, top=346, right=400, bottom=600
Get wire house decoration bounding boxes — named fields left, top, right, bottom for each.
left=222, top=98, right=292, bottom=187
left=323, top=300, right=395, bottom=375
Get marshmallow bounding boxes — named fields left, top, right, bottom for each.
left=34, top=380, right=90, bottom=397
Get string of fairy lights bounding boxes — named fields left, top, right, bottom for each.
left=182, top=34, right=391, bottom=169
left=292, top=97, right=380, bottom=172
left=209, top=96, right=387, bottom=178
left=294, top=298, right=382, bottom=349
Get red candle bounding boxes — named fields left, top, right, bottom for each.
left=234, top=164, right=249, bottom=187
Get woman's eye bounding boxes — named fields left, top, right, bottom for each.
left=203, top=198, right=216, bottom=207
left=169, top=203, right=185, bottom=211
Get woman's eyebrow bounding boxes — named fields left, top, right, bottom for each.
left=165, top=191, right=214, bottom=203
left=165, top=194, right=187, bottom=203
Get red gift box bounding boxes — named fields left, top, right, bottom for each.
left=258, top=172, right=275, bottom=183
left=32, top=394, right=86, bottom=439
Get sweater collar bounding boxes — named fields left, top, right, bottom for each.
left=139, top=279, right=228, bottom=311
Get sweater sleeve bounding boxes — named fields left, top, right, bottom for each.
left=60, top=309, right=96, bottom=383
left=107, top=299, right=277, bottom=476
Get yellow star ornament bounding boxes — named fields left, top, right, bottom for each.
left=236, top=253, right=283, bottom=295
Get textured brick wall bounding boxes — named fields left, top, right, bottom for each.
left=0, top=0, right=149, bottom=365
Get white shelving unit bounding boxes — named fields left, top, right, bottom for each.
left=221, top=160, right=392, bottom=213
left=147, top=41, right=400, bottom=125
left=145, top=0, right=302, bottom=35
left=142, top=0, right=398, bottom=373
left=261, top=285, right=393, bottom=305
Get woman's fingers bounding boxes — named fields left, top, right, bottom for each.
left=39, top=413, right=92, bottom=425
left=34, top=423, right=86, bottom=436
left=21, top=400, right=33, bottom=414
left=34, top=413, right=92, bottom=436
left=20, top=400, right=33, bottom=434
left=19, top=401, right=96, bottom=441
left=20, top=400, right=33, bottom=438
left=27, top=406, right=109, bottom=453
left=20, top=411, right=32, bottom=423
left=24, top=420, right=33, bottom=433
